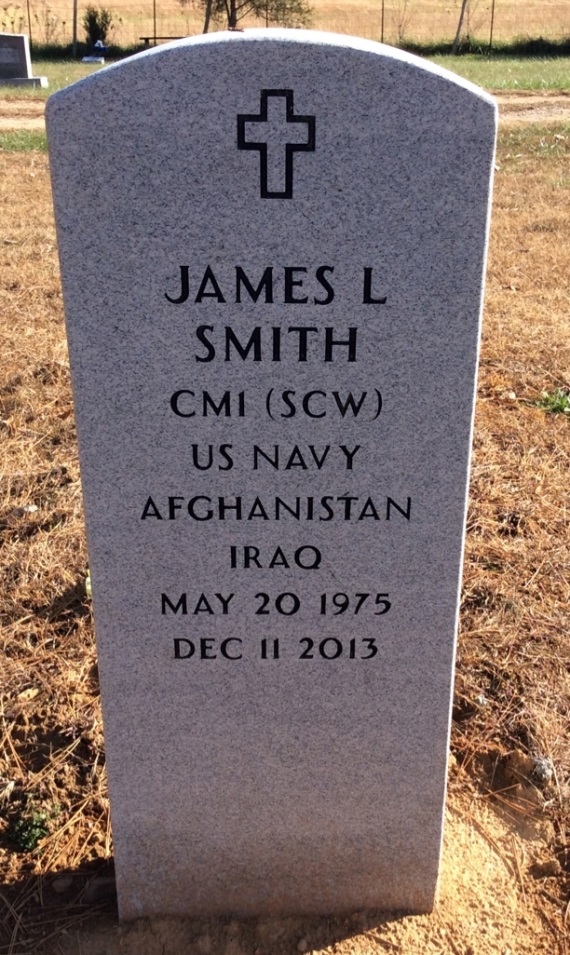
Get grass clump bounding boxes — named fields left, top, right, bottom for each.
left=0, top=131, right=48, bottom=152
left=537, top=387, right=570, bottom=414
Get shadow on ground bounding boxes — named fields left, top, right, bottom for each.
left=0, top=862, right=414, bottom=955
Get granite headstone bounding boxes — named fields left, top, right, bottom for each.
left=0, top=33, right=47, bottom=87
left=47, top=31, right=497, bottom=920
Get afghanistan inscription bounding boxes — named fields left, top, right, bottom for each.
left=47, top=31, right=497, bottom=920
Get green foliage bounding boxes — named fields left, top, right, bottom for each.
left=407, top=36, right=570, bottom=57
left=195, top=0, right=311, bottom=32
left=0, top=131, right=48, bottom=152
left=82, top=5, right=114, bottom=45
left=8, top=806, right=50, bottom=852
left=428, top=54, right=570, bottom=90
left=260, top=0, right=312, bottom=28
left=536, top=388, right=570, bottom=415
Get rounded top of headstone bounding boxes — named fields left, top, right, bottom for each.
left=47, top=29, right=496, bottom=111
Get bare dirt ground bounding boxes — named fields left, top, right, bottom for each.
left=1, top=98, right=569, bottom=955
left=495, top=91, right=570, bottom=124
left=2, top=91, right=570, bottom=130
left=0, top=98, right=45, bottom=130
left=44, top=783, right=563, bottom=955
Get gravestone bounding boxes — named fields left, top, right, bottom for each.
left=46, top=31, right=496, bottom=920
left=0, top=33, right=47, bottom=87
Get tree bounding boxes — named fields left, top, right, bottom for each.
left=83, top=5, right=115, bottom=45
left=452, top=0, right=486, bottom=53
left=452, top=0, right=467, bottom=54
left=183, top=0, right=311, bottom=34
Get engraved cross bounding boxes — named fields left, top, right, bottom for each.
left=237, top=89, right=316, bottom=199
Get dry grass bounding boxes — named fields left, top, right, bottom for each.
left=0, top=123, right=569, bottom=950
left=453, top=124, right=570, bottom=894
left=0, top=154, right=111, bottom=950
left=13, top=0, right=570, bottom=49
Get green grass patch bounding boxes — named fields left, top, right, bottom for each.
left=497, top=125, right=570, bottom=166
left=1, top=50, right=569, bottom=101
left=536, top=388, right=570, bottom=415
left=428, top=55, right=570, bottom=90
left=0, top=58, right=107, bottom=100
left=37, top=57, right=108, bottom=92
left=0, top=131, right=47, bottom=152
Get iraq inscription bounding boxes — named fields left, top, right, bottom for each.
left=47, top=31, right=497, bottom=920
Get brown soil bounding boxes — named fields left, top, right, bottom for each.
left=495, top=91, right=570, bottom=124
left=0, top=97, right=45, bottom=130
left=46, top=783, right=562, bottom=955
left=1, top=101, right=569, bottom=955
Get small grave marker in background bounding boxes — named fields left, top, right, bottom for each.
left=47, top=31, right=496, bottom=920
left=0, top=33, right=47, bottom=87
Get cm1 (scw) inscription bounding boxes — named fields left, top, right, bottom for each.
left=47, top=30, right=496, bottom=921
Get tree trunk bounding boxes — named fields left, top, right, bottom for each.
left=452, top=0, right=469, bottom=54
left=228, top=0, right=238, bottom=27
left=202, top=0, right=212, bottom=33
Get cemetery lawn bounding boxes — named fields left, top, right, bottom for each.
left=431, top=54, right=570, bottom=90
left=0, top=118, right=569, bottom=954
left=0, top=60, right=105, bottom=100
left=1, top=52, right=570, bottom=104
